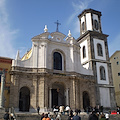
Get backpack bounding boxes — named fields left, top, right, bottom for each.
left=4, top=113, right=9, bottom=119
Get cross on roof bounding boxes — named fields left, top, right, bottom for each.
left=54, top=20, right=61, bottom=32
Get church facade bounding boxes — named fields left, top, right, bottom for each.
left=9, top=9, right=116, bottom=112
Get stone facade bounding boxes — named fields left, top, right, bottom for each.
left=9, top=9, right=116, bottom=112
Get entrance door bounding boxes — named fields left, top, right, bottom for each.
left=19, top=87, right=30, bottom=112
left=83, top=91, right=90, bottom=111
left=51, top=82, right=65, bottom=108
left=52, top=89, right=58, bottom=107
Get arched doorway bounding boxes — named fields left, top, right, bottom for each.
left=83, top=91, right=90, bottom=111
left=19, top=87, right=30, bottom=112
left=51, top=82, right=65, bottom=108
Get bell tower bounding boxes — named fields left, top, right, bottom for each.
left=77, top=9, right=116, bottom=108
left=78, top=9, right=102, bottom=35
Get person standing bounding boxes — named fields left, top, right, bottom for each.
left=42, top=114, right=51, bottom=120
left=88, top=111, right=99, bottom=120
left=67, top=112, right=74, bottom=120
left=72, top=109, right=81, bottom=120
left=100, top=113, right=106, bottom=120
left=37, top=106, right=40, bottom=115
left=4, top=112, right=9, bottom=120
left=59, top=105, right=64, bottom=114
left=65, top=105, right=70, bottom=115
left=41, top=113, right=44, bottom=120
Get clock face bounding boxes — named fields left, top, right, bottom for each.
left=56, top=37, right=61, bottom=41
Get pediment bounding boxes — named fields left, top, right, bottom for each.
left=50, top=32, right=66, bottom=42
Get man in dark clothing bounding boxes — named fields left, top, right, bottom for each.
left=72, top=109, right=81, bottom=120
left=37, top=106, right=40, bottom=114
left=88, top=111, right=99, bottom=120
left=4, top=112, right=9, bottom=120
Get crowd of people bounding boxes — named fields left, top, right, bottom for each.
left=3, top=105, right=120, bottom=120
left=40, top=105, right=109, bottom=120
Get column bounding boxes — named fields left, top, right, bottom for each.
left=72, top=79, right=76, bottom=109
left=49, top=88, right=52, bottom=108
left=0, top=72, right=5, bottom=108
left=66, top=88, right=69, bottom=106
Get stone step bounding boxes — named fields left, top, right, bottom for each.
left=0, top=108, right=5, bottom=120
left=1, top=112, right=120, bottom=120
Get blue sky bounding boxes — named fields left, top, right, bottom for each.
left=0, top=0, right=120, bottom=58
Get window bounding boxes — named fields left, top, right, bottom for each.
left=83, top=46, right=86, bottom=58
left=94, top=19, right=99, bottom=30
left=117, top=61, right=119, bottom=65
left=97, top=43, right=103, bottom=56
left=0, top=75, right=1, bottom=83
left=118, top=73, right=120, bottom=76
left=100, top=66, right=106, bottom=80
left=53, top=52, right=62, bottom=70
left=82, top=22, right=85, bottom=31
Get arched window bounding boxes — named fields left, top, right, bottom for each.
left=97, top=43, right=103, bottom=56
left=53, top=52, right=62, bottom=70
left=83, top=46, right=86, bottom=58
left=100, top=66, right=106, bottom=80
left=82, top=22, right=85, bottom=31
left=94, top=19, right=99, bottom=30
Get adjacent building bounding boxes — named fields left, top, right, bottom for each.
left=9, top=9, right=116, bottom=112
left=0, top=57, right=12, bottom=109
left=110, top=51, right=120, bottom=106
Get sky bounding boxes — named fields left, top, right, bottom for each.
left=0, top=0, right=120, bottom=59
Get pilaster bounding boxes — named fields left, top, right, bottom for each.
left=0, top=72, right=5, bottom=108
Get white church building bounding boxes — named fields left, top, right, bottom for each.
left=9, top=9, right=116, bottom=112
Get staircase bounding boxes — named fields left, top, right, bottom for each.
left=15, top=113, right=41, bottom=120
left=1, top=110, right=120, bottom=120
left=0, top=108, right=5, bottom=120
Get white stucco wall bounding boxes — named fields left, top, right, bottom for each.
left=96, top=62, right=109, bottom=84
left=93, top=38, right=106, bottom=60
left=47, top=42, right=67, bottom=71
left=83, top=63, right=89, bottom=69
left=80, top=39, right=89, bottom=64
left=12, top=32, right=93, bottom=75
left=99, top=87, right=111, bottom=107
left=86, top=13, right=92, bottom=31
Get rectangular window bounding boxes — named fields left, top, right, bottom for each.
left=0, top=75, right=1, bottom=83
left=118, top=73, right=120, bottom=76
left=119, top=84, right=120, bottom=90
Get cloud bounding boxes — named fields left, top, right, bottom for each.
left=109, top=33, right=120, bottom=57
left=68, top=0, right=93, bottom=24
left=0, top=0, right=18, bottom=58
left=67, top=0, right=93, bottom=38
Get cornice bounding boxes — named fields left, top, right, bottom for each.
left=10, top=67, right=95, bottom=81
left=78, top=8, right=102, bottom=18
left=77, top=31, right=108, bottom=43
